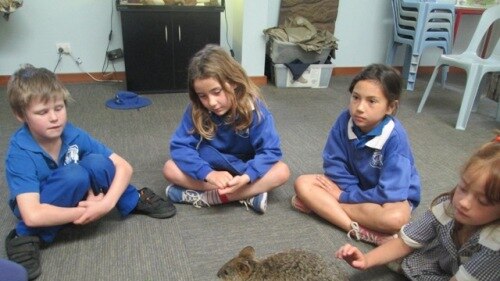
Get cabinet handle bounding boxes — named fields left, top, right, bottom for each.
left=165, top=25, right=168, bottom=44
left=178, top=25, right=181, bottom=42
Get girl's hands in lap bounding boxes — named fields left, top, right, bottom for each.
left=206, top=170, right=234, bottom=189
left=315, top=174, right=341, bottom=200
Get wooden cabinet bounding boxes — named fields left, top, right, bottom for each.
left=117, top=3, right=224, bottom=93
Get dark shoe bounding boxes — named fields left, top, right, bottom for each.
left=5, top=229, right=41, bottom=280
left=134, top=187, right=176, bottom=219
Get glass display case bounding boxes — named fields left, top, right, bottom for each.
left=117, top=0, right=225, bottom=11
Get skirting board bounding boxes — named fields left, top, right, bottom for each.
left=0, top=67, right=466, bottom=87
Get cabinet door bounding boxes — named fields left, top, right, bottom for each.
left=172, top=12, right=221, bottom=90
left=121, top=12, right=174, bottom=93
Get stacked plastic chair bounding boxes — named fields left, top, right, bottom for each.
left=417, top=5, right=500, bottom=130
left=386, top=0, right=455, bottom=91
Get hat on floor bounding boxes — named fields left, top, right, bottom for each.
left=105, top=91, right=152, bottom=110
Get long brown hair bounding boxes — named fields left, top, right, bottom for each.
left=432, top=140, right=500, bottom=215
left=187, top=44, right=263, bottom=139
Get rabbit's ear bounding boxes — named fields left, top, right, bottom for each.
left=236, top=260, right=252, bottom=277
left=239, top=246, right=255, bottom=259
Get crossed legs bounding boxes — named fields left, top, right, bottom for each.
left=294, top=174, right=411, bottom=234
left=163, top=159, right=290, bottom=202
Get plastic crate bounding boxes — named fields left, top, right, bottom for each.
left=273, top=63, right=334, bottom=88
left=266, top=38, right=332, bottom=64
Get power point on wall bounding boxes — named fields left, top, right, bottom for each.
left=56, top=43, right=71, bottom=54
left=107, top=48, right=124, bottom=61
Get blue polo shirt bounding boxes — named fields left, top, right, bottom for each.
left=5, top=122, right=112, bottom=210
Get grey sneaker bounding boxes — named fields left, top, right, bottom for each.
left=165, top=184, right=210, bottom=208
left=240, top=192, right=267, bottom=214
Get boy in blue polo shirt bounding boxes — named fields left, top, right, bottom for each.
left=4, top=64, right=176, bottom=280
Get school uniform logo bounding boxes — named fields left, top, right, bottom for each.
left=370, top=150, right=383, bottom=169
left=64, top=145, right=80, bottom=165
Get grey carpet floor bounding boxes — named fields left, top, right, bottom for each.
left=0, top=73, right=498, bottom=281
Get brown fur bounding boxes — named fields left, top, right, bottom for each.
left=217, top=246, right=348, bottom=281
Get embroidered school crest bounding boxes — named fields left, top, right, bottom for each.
left=370, top=150, right=383, bottom=169
left=64, top=145, right=79, bottom=165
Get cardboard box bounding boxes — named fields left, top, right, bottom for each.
left=273, top=63, right=334, bottom=88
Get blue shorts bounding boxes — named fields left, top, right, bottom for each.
left=13, top=154, right=139, bottom=243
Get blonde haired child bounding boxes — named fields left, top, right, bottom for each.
left=163, top=44, right=290, bottom=213
left=336, top=139, right=500, bottom=281
left=4, top=65, right=176, bottom=280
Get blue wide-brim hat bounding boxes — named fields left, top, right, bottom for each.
left=105, top=91, right=152, bottom=110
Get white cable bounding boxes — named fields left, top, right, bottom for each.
left=69, top=53, right=123, bottom=83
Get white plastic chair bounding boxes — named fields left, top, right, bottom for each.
left=417, top=5, right=500, bottom=130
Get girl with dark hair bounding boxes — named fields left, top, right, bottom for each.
left=293, top=64, right=420, bottom=245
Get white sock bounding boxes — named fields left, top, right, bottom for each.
left=202, top=190, right=223, bottom=205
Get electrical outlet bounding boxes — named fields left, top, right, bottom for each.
left=106, top=48, right=124, bottom=61
left=56, top=43, right=71, bottom=54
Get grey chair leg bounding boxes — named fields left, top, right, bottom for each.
left=417, top=64, right=441, bottom=113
